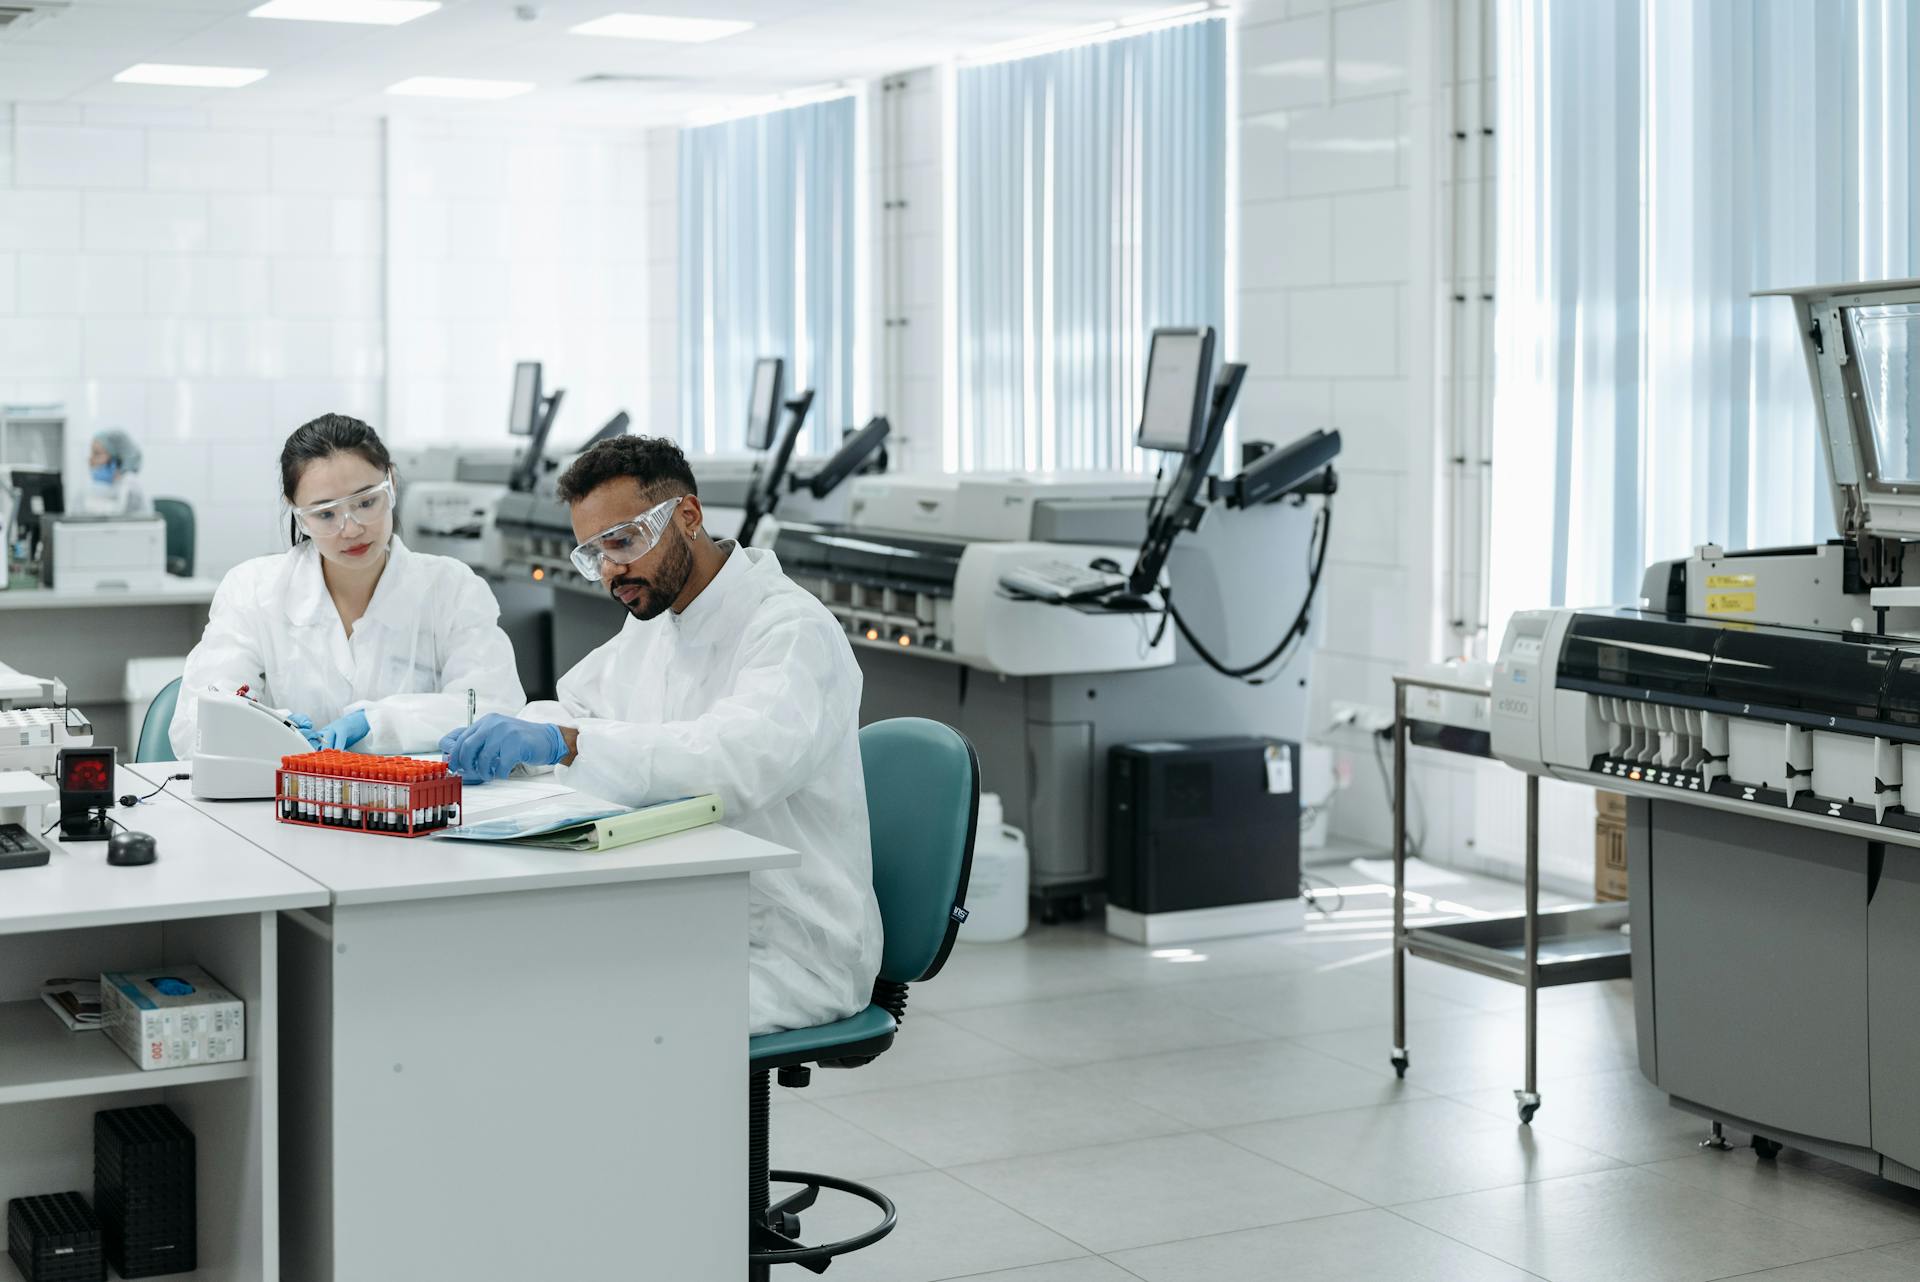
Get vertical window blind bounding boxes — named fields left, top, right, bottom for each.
left=952, top=17, right=1227, bottom=473
left=679, top=95, right=856, bottom=456
left=1489, top=0, right=1920, bottom=639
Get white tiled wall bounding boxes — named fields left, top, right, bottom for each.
left=0, top=102, right=384, bottom=579
left=0, top=105, right=672, bottom=582
left=644, top=128, right=678, bottom=443
left=870, top=69, right=945, bottom=473
left=383, top=117, right=653, bottom=453
left=1233, top=0, right=1449, bottom=856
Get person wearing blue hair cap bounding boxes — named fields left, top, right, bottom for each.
left=85, top=428, right=151, bottom=516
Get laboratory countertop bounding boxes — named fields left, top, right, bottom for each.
left=0, top=577, right=220, bottom=610
left=126, top=761, right=799, bottom=908
left=0, top=767, right=329, bottom=935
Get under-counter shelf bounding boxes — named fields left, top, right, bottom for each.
left=1404, top=903, right=1633, bottom=987
left=0, top=998, right=248, bottom=1107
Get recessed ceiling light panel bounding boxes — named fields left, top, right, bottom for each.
left=570, top=13, right=754, bottom=42
left=249, top=1, right=440, bottom=24
left=386, top=76, right=535, bottom=99
left=114, top=63, right=269, bottom=88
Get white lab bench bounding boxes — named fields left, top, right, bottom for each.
left=0, top=578, right=219, bottom=748
left=126, top=761, right=799, bottom=1282
left=0, top=766, right=330, bottom=1282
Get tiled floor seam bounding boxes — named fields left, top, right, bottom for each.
left=1374, top=1203, right=1556, bottom=1281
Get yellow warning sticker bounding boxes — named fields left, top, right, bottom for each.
left=1706, top=574, right=1756, bottom=588
left=1705, top=592, right=1756, bottom=614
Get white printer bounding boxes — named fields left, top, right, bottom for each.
left=43, top=515, right=166, bottom=591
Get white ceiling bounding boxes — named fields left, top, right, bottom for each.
left=0, top=0, right=1177, bottom=126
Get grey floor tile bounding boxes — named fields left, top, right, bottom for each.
left=940, top=988, right=1269, bottom=1067
left=769, top=1094, right=929, bottom=1179
left=1219, top=1096, right=1620, bottom=1204
left=814, top=1068, right=1186, bottom=1168
left=1299, top=1010, right=1634, bottom=1097
left=1109, top=1206, right=1539, bottom=1281
left=1071, top=1037, right=1428, bottom=1130
left=1876, top=1239, right=1920, bottom=1266
left=916, top=941, right=1141, bottom=1013
left=1395, top=1166, right=1859, bottom=1282
left=945, top=1261, right=1146, bottom=1282
left=790, top=1169, right=1086, bottom=1282
left=793, top=1011, right=1043, bottom=1099
left=1179, top=966, right=1480, bottom=1039
left=1643, top=1151, right=1920, bottom=1251
left=1718, top=1247, right=1920, bottom=1280
left=1450, top=1067, right=1709, bottom=1165
left=948, top=1132, right=1368, bottom=1254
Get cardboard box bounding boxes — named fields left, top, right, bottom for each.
left=100, top=965, right=244, bottom=1071
left=1595, top=815, right=1628, bottom=901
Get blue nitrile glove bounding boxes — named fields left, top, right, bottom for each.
left=317, top=709, right=371, bottom=751
left=288, top=713, right=323, bottom=750
left=439, top=713, right=567, bottom=783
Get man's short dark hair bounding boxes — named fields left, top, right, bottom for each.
left=556, top=435, right=699, bottom=506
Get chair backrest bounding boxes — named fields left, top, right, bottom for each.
left=153, top=498, right=194, bottom=577
left=860, top=718, right=979, bottom=986
left=136, top=677, right=183, bottom=764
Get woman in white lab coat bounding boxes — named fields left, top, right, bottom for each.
left=168, top=414, right=525, bottom=759
left=83, top=428, right=151, bottom=516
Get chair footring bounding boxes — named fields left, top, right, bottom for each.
left=749, top=1169, right=897, bottom=1270
left=769, top=1182, right=821, bottom=1219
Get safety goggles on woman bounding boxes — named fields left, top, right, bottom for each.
left=291, top=475, right=395, bottom=538
left=569, top=496, right=683, bottom=581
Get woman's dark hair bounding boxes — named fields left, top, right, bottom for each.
left=281, top=413, right=394, bottom=544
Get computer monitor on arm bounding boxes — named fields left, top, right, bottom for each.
left=507, top=361, right=566, bottom=493
left=1124, top=327, right=1244, bottom=598
left=737, top=378, right=815, bottom=547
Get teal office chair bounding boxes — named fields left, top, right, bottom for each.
left=153, top=498, right=194, bottom=577
left=748, top=717, right=978, bottom=1278
left=135, top=677, right=182, bottom=764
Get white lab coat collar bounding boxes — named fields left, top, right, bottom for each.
left=666, top=542, right=779, bottom=647
left=283, top=535, right=414, bottom=630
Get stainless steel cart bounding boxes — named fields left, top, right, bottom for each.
left=1389, top=672, right=1632, bottom=1124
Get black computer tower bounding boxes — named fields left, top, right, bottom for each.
left=94, top=1105, right=195, bottom=1278
left=1108, top=737, right=1301, bottom=914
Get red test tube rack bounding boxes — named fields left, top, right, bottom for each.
left=274, top=750, right=462, bottom=838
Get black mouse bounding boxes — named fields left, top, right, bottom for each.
left=107, top=832, right=157, bottom=867
left=1090, top=557, right=1121, bottom=574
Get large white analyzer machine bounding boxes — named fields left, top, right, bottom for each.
left=775, top=329, right=1342, bottom=917
left=1490, top=278, right=1920, bottom=1187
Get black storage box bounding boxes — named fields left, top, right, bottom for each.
left=1108, top=736, right=1301, bottom=914
left=7, top=1191, right=105, bottom=1282
left=94, top=1104, right=196, bottom=1278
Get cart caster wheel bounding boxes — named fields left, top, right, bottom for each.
left=1061, top=895, right=1088, bottom=922
left=1514, top=1090, right=1541, bottom=1125
left=1390, top=1054, right=1409, bottom=1079
left=1753, top=1137, right=1783, bottom=1160
left=1518, top=1102, right=1539, bottom=1125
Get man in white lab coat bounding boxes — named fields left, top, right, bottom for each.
left=439, top=436, right=883, bottom=1037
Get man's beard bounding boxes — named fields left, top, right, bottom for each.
left=608, top=527, right=693, bottom=621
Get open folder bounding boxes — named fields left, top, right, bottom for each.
left=435, top=792, right=724, bottom=852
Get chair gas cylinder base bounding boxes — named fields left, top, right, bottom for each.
left=745, top=718, right=978, bottom=1278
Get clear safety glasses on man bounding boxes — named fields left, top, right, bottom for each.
left=570, top=496, right=683, bottom=581
left=291, top=476, right=395, bottom=538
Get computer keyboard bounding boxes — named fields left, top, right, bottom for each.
left=0, top=822, right=51, bottom=870
left=998, top=559, right=1127, bottom=603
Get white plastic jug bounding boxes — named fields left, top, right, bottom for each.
left=959, top=792, right=1029, bottom=943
